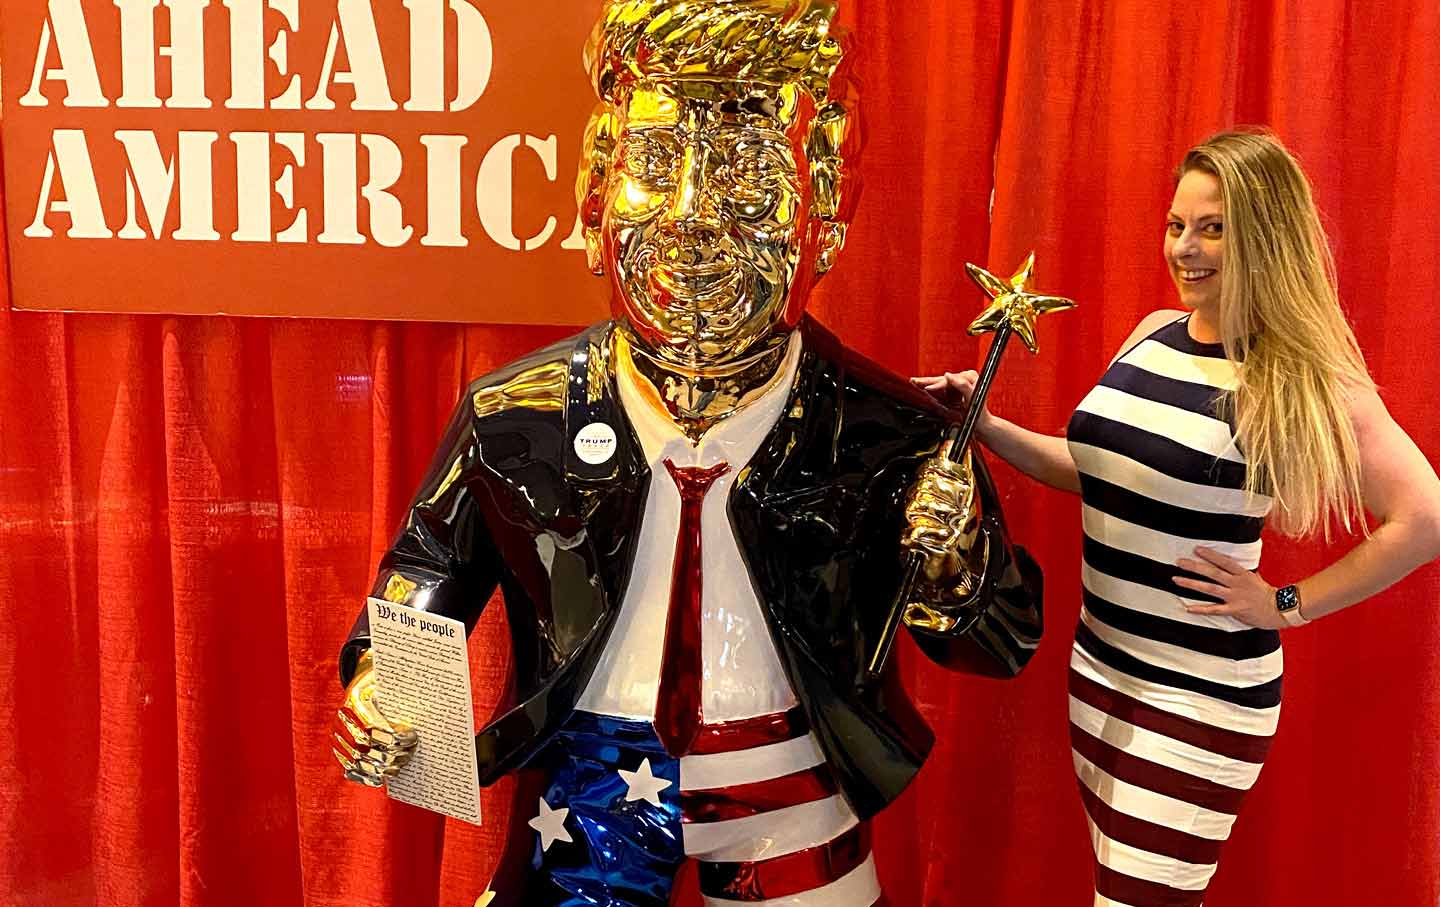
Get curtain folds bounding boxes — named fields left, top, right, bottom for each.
left=3, top=1, right=1436, bottom=905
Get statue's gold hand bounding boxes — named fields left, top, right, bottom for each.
left=332, top=650, right=419, bottom=788
left=900, top=451, right=987, bottom=625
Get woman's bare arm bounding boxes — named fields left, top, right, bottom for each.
left=912, top=309, right=1186, bottom=496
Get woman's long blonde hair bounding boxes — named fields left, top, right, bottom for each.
left=1181, top=130, right=1371, bottom=539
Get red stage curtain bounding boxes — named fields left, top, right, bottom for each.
left=3, top=2, right=1437, bottom=905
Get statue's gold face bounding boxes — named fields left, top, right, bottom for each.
left=603, top=82, right=818, bottom=367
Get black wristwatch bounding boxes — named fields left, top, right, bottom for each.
left=1275, top=584, right=1309, bottom=627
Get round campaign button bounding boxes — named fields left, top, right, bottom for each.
left=573, top=422, right=618, bottom=465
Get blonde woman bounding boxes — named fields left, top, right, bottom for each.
left=916, top=130, right=1440, bottom=905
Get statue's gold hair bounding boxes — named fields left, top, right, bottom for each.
left=585, top=0, right=844, bottom=103
left=576, top=0, right=858, bottom=275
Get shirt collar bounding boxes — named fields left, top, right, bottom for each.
left=614, top=331, right=803, bottom=470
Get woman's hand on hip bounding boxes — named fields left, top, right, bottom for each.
left=1175, top=547, right=1287, bottom=630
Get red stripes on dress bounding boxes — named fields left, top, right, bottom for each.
left=1075, top=781, right=1224, bottom=866
left=1069, top=722, right=1247, bottom=815
left=1069, top=668, right=1273, bottom=764
left=1069, top=667, right=1279, bottom=905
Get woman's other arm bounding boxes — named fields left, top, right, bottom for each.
left=1179, top=386, right=1440, bottom=625
left=1284, top=388, right=1440, bottom=618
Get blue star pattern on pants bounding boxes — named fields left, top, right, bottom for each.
left=524, top=712, right=685, bottom=907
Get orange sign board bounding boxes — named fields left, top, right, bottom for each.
left=2, top=0, right=612, bottom=323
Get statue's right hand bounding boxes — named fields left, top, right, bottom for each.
left=911, top=371, right=996, bottom=435
left=332, top=650, right=419, bottom=788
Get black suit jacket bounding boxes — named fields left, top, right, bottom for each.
left=342, top=317, right=1042, bottom=819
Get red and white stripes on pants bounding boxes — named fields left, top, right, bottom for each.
left=679, top=708, right=884, bottom=906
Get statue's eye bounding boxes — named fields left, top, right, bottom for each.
left=621, top=132, right=677, bottom=187
left=728, top=143, right=784, bottom=188
left=723, top=143, right=794, bottom=219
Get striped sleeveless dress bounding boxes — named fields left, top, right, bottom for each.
left=1065, top=315, right=1280, bottom=907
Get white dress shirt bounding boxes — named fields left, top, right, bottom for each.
left=574, top=333, right=803, bottom=724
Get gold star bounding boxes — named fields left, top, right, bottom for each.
left=965, top=252, right=1076, bottom=354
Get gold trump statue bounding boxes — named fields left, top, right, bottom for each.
left=333, top=2, right=1047, bottom=903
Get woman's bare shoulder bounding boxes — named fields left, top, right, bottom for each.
left=1109, top=309, right=1189, bottom=365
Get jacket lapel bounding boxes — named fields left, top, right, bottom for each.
left=554, top=321, right=648, bottom=596
left=476, top=323, right=650, bottom=780
left=561, top=321, right=648, bottom=514
left=731, top=321, right=845, bottom=636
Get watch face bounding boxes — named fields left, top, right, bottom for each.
left=1276, top=585, right=1300, bottom=612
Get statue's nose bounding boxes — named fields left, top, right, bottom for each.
left=667, top=143, right=705, bottom=222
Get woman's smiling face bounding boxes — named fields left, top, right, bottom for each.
left=1165, top=169, right=1226, bottom=313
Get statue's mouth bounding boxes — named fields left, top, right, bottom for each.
left=649, top=261, right=743, bottom=309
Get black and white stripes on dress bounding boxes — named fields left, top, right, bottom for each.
left=1065, top=315, right=1278, bottom=907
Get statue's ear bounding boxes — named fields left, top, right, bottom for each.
left=815, top=221, right=847, bottom=275
left=582, top=196, right=605, bottom=277
left=576, top=108, right=617, bottom=277
left=806, top=101, right=851, bottom=277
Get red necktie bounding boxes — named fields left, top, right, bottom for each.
left=655, top=457, right=731, bottom=757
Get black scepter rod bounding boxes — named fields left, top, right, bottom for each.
left=863, top=253, right=1075, bottom=684
left=863, top=320, right=1017, bottom=683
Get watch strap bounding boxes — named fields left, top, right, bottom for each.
left=1276, top=584, right=1309, bottom=627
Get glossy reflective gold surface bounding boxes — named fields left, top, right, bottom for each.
left=902, top=452, right=980, bottom=561
left=585, top=1, right=845, bottom=104
left=900, top=529, right=991, bottom=632
left=901, top=450, right=986, bottom=608
left=472, top=361, right=569, bottom=419
left=616, top=327, right=792, bottom=440
left=332, top=650, right=419, bottom=788
left=382, top=573, right=418, bottom=605
left=616, top=89, right=804, bottom=356
left=883, top=253, right=1074, bottom=661
left=334, top=5, right=1052, bottom=877
left=575, top=0, right=856, bottom=436
left=966, top=252, right=1077, bottom=354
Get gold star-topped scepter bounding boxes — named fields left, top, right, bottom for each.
left=865, top=252, right=1075, bottom=682
left=947, top=251, right=1076, bottom=452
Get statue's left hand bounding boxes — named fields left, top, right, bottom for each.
left=332, top=649, right=420, bottom=788
left=900, top=450, right=986, bottom=615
